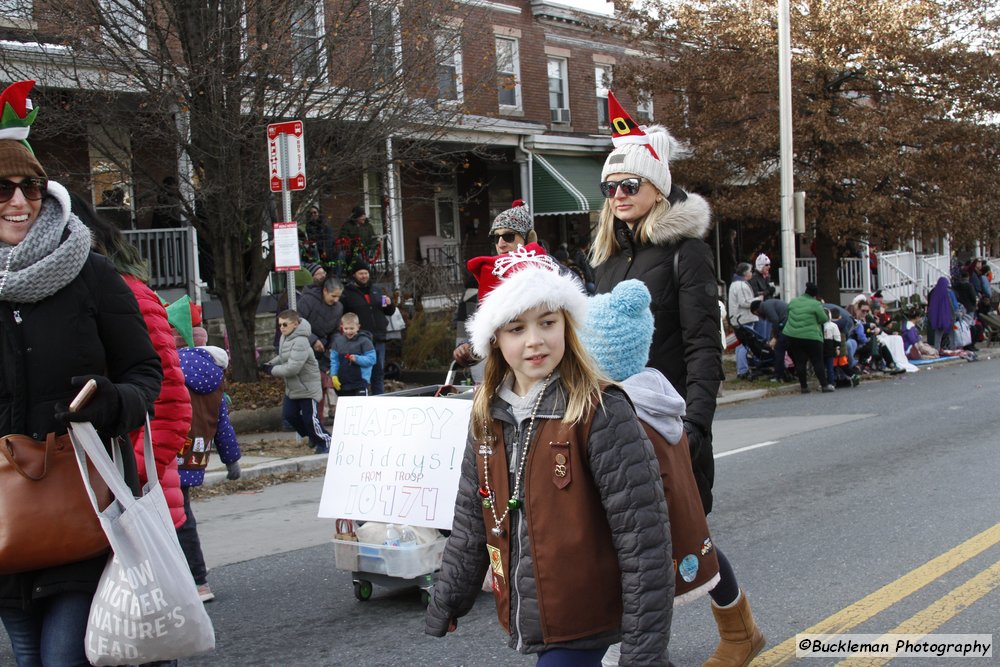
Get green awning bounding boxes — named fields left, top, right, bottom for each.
left=532, top=154, right=605, bottom=216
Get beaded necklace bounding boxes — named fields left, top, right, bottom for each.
left=479, top=373, right=552, bottom=537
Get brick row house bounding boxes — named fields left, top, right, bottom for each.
left=0, top=0, right=659, bottom=294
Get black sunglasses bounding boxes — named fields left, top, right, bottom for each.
left=0, top=178, right=47, bottom=203
left=489, top=231, right=519, bottom=244
left=600, top=177, right=645, bottom=198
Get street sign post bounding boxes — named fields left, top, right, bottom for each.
left=267, top=120, right=306, bottom=309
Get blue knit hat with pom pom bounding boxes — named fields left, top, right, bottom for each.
left=583, top=280, right=654, bottom=381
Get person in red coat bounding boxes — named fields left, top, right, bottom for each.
left=71, top=193, right=191, bottom=529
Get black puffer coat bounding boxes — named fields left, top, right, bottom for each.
left=0, top=252, right=162, bottom=609
left=594, top=188, right=723, bottom=512
left=427, top=382, right=673, bottom=665
left=340, top=280, right=395, bottom=342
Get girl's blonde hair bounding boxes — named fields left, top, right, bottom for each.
left=589, top=197, right=671, bottom=267
left=470, top=308, right=608, bottom=442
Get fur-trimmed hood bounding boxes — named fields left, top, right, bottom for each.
left=636, top=188, right=712, bottom=247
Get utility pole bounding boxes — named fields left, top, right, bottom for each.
left=778, top=0, right=797, bottom=299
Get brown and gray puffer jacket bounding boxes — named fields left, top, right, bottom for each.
left=426, top=381, right=673, bottom=666
left=594, top=186, right=723, bottom=512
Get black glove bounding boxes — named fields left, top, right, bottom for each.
left=683, top=420, right=715, bottom=515
left=683, top=420, right=705, bottom=460
left=54, top=375, right=122, bottom=433
left=261, top=364, right=274, bottom=375
left=226, top=461, right=242, bottom=481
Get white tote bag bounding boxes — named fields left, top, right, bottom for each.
left=70, top=419, right=215, bottom=665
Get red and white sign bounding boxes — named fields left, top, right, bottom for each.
left=267, top=121, right=306, bottom=192
left=272, top=221, right=301, bottom=271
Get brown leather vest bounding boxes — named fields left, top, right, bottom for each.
left=478, top=407, right=623, bottom=643
left=643, top=426, right=720, bottom=598
left=178, top=387, right=222, bottom=471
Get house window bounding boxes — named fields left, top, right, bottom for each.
left=291, top=0, right=325, bottom=80
left=495, top=36, right=521, bottom=111
left=363, top=168, right=384, bottom=235
left=435, top=192, right=458, bottom=240
left=636, top=92, right=654, bottom=124
left=548, top=57, right=569, bottom=124
left=595, top=64, right=612, bottom=128
left=435, top=31, right=463, bottom=102
left=371, top=1, right=401, bottom=84
left=99, top=0, right=147, bottom=50
left=0, top=0, right=32, bottom=23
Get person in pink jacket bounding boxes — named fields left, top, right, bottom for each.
left=71, top=193, right=190, bottom=529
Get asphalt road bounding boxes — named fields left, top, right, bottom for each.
left=3, top=356, right=999, bottom=666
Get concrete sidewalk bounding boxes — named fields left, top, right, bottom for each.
left=202, top=431, right=329, bottom=488
left=202, top=385, right=778, bottom=488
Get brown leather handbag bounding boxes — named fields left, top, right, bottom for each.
left=0, top=432, right=113, bottom=574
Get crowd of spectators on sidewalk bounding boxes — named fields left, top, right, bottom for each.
left=726, top=258, right=995, bottom=392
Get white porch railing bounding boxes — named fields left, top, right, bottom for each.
left=876, top=251, right=918, bottom=302
left=123, top=227, right=202, bottom=302
left=797, top=251, right=951, bottom=304
left=794, top=257, right=865, bottom=291
left=917, top=254, right=949, bottom=291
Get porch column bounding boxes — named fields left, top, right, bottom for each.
left=385, top=135, right=403, bottom=288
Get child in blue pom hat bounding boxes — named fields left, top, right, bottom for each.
left=584, top=280, right=764, bottom=667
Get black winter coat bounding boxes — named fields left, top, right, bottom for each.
left=0, top=252, right=162, bottom=609
left=748, top=270, right=776, bottom=300
left=296, top=284, right=344, bottom=370
left=341, top=280, right=396, bottom=342
left=595, top=189, right=723, bottom=512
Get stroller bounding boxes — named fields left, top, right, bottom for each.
left=979, top=311, right=1000, bottom=346
left=733, top=325, right=776, bottom=380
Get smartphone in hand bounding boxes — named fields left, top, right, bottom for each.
left=69, top=378, right=98, bottom=412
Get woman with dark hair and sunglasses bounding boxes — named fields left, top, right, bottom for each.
left=0, top=81, right=162, bottom=666
left=452, top=200, right=537, bottom=371
left=591, top=108, right=764, bottom=667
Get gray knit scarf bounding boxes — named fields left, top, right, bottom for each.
left=0, top=183, right=92, bottom=303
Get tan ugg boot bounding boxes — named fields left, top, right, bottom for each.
left=702, top=591, right=765, bottom=667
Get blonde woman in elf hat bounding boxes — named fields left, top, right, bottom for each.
left=591, top=95, right=763, bottom=667
left=0, top=80, right=162, bottom=666
left=426, top=244, right=674, bottom=667
left=584, top=282, right=765, bottom=667
left=592, top=96, right=722, bottom=513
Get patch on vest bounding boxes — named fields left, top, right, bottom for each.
left=679, top=554, right=699, bottom=583
left=487, top=544, right=504, bottom=581
left=701, top=537, right=714, bottom=556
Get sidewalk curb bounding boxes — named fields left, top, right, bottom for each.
left=717, top=388, right=769, bottom=405
left=202, top=454, right=328, bottom=488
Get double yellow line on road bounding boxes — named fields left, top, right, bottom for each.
left=753, top=521, right=1000, bottom=666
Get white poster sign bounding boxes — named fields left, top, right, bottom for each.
left=318, top=396, right=473, bottom=530
left=272, top=221, right=301, bottom=272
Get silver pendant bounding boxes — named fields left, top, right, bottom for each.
left=491, top=526, right=504, bottom=537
